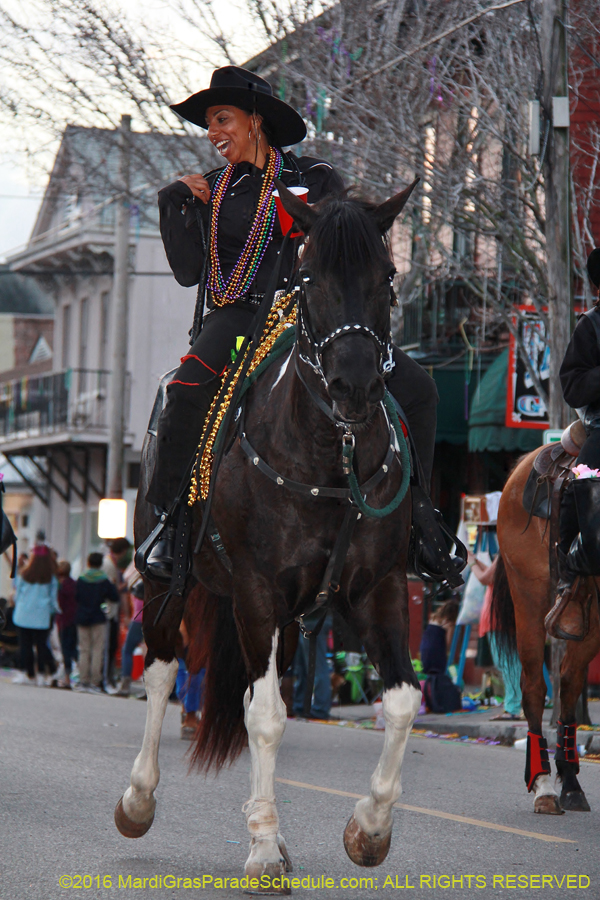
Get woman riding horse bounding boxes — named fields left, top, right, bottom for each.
left=547, top=248, right=600, bottom=640
left=144, top=65, right=443, bottom=582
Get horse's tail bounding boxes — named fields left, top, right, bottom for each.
left=490, top=554, right=517, bottom=656
left=186, top=587, right=248, bottom=772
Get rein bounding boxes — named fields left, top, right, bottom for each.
left=343, top=394, right=411, bottom=518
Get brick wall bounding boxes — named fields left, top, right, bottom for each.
left=13, top=316, right=54, bottom=368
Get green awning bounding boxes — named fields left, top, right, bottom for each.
left=433, top=368, right=475, bottom=445
left=468, top=348, right=543, bottom=453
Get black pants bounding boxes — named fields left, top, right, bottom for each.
left=146, top=306, right=439, bottom=511
left=18, top=627, right=56, bottom=679
left=147, top=306, right=256, bottom=508
left=559, top=426, right=600, bottom=556
left=59, top=624, right=78, bottom=673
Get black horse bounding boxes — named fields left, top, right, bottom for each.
left=115, top=183, right=424, bottom=892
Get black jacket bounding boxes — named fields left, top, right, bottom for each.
left=158, top=152, right=344, bottom=303
left=75, top=572, right=119, bottom=627
left=560, top=308, right=600, bottom=409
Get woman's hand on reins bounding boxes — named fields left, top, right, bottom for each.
left=179, top=174, right=211, bottom=204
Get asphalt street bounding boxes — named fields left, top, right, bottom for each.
left=0, top=678, right=598, bottom=900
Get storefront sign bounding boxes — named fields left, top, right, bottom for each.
left=506, top=309, right=549, bottom=429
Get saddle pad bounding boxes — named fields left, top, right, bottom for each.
left=522, top=444, right=575, bottom=520
left=522, top=465, right=551, bottom=519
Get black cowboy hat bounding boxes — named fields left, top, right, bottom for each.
left=170, top=66, right=307, bottom=148
left=587, top=248, right=600, bottom=289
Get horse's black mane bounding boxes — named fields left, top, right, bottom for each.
left=303, top=192, right=391, bottom=274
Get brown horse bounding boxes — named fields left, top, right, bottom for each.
left=493, top=448, right=600, bottom=814
left=114, top=184, right=426, bottom=891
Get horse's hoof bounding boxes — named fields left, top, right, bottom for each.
left=244, top=862, right=291, bottom=895
left=114, top=796, right=155, bottom=838
left=534, top=794, right=564, bottom=815
left=343, top=813, right=391, bottom=867
left=560, top=790, right=591, bottom=812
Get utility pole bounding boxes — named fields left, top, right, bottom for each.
left=106, top=114, right=131, bottom=499
left=540, top=2, right=580, bottom=727
left=541, top=0, right=571, bottom=431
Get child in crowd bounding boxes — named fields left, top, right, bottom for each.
left=419, top=599, right=462, bottom=714
left=75, top=552, right=119, bottom=693
left=420, top=599, right=459, bottom=675
left=56, top=560, right=78, bottom=688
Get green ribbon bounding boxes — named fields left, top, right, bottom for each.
left=346, top=392, right=411, bottom=518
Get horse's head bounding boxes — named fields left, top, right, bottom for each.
left=276, top=179, right=419, bottom=426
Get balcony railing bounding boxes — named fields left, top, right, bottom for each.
left=0, top=369, right=120, bottom=444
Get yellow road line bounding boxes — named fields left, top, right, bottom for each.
left=274, top=778, right=575, bottom=845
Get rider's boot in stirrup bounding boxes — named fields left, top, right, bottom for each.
left=144, top=518, right=177, bottom=583
left=545, top=548, right=592, bottom=642
left=411, top=486, right=467, bottom=588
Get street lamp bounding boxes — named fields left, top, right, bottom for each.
left=98, top=498, right=128, bottom=539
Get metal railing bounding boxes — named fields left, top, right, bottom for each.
left=0, top=369, right=122, bottom=443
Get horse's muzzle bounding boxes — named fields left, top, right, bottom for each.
left=328, top=374, right=385, bottom=425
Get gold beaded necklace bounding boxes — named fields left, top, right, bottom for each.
left=207, top=147, right=284, bottom=306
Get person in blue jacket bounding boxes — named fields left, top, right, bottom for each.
left=12, top=544, right=59, bottom=685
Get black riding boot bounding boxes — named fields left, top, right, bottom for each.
left=546, top=477, right=600, bottom=640
left=144, top=376, right=219, bottom=582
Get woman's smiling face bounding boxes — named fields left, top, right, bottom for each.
left=206, top=105, right=264, bottom=165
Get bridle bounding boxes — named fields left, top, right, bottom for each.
left=294, top=269, right=396, bottom=388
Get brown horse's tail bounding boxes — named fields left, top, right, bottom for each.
left=186, top=587, right=248, bottom=772
left=490, top=554, right=517, bottom=656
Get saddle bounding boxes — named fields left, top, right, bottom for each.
left=522, top=420, right=586, bottom=520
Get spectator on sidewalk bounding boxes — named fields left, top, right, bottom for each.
left=420, top=599, right=459, bottom=675
left=293, top=612, right=332, bottom=720
left=116, top=579, right=145, bottom=697
left=56, top=560, right=78, bottom=688
left=12, top=544, right=59, bottom=685
left=176, top=619, right=204, bottom=739
left=470, top=552, right=523, bottom=720
left=102, top=538, right=132, bottom=689
left=419, top=599, right=462, bottom=714
left=76, top=552, right=119, bottom=693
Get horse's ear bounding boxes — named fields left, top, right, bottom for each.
left=373, top=178, right=420, bottom=233
left=274, top=178, right=320, bottom=235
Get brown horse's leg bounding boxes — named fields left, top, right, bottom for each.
left=555, top=596, right=600, bottom=812
left=507, top=565, right=563, bottom=815
left=340, top=569, right=421, bottom=867
left=115, top=580, right=185, bottom=838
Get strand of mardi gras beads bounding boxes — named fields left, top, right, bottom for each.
left=207, top=148, right=284, bottom=306
left=188, top=290, right=296, bottom=505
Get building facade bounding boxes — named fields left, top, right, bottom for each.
left=4, top=125, right=215, bottom=573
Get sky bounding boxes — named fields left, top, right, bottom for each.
left=0, top=161, right=45, bottom=260
left=0, top=0, right=266, bottom=261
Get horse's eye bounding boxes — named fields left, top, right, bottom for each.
left=300, top=269, right=314, bottom=285
left=387, top=267, right=396, bottom=283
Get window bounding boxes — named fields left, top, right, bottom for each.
left=62, top=304, right=71, bottom=369
left=127, top=462, right=141, bottom=489
left=100, top=291, right=110, bottom=370
left=79, top=297, right=89, bottom=370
